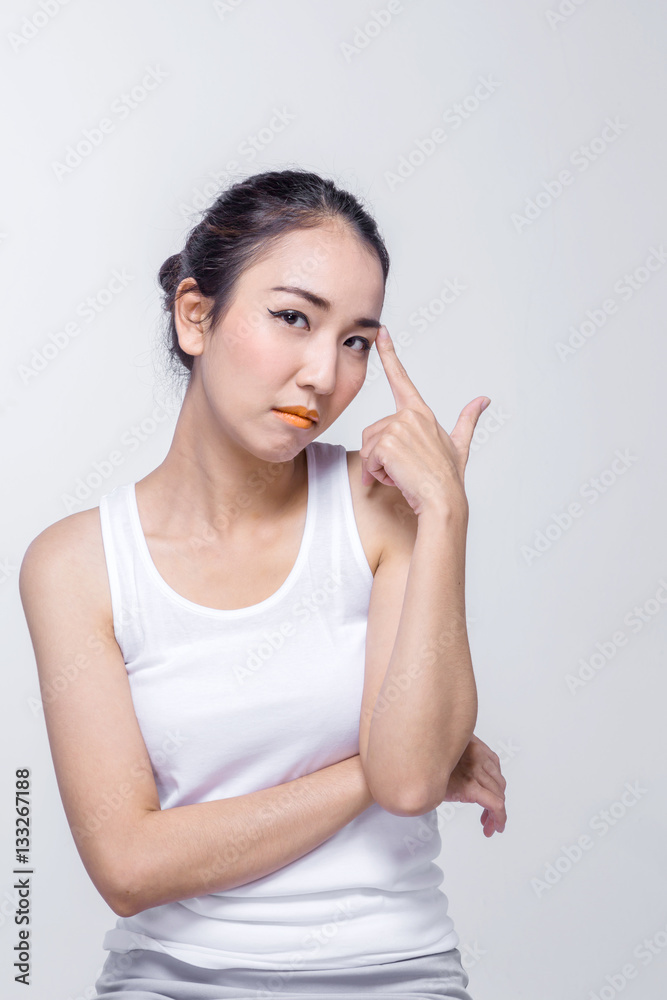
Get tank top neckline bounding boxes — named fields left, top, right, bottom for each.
left=125, top=442, right=317, bottom=620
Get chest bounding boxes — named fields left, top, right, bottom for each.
left=138, top=450, right=382, bottom=612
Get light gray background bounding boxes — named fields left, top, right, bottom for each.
left=2, top=1, right=665, bottom=998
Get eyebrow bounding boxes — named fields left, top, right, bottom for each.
left=269, top=285, right=381, bottom=329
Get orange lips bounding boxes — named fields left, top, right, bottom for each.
left=273, top=406, right=319, bottom=428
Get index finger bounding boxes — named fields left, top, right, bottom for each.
left=375, top=326, right=428, bottom=412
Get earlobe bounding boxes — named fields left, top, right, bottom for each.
left=175, top=316, right=205, bottom=358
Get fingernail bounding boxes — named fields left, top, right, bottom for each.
left=481, top=397, right=491, bottom=411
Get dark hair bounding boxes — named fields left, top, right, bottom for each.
left=157, top=169, right=390, bottom=381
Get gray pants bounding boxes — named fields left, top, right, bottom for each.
left=93, top=946, right=474, bottom=999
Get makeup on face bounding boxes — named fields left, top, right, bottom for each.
left=272, top=405, right=319, bottom=429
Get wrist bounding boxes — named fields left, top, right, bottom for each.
left=417, top=500, right=469, bottom=529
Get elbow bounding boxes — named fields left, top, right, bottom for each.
left=108, top=897, right=133, bottom=919
left=105, top=811, right=162, bottom=917
left=370, top=777, right=450, bottom=818
left=104, top=846, right=149, bottom=919
left=109, top=878, right=147, bottom=918
left=109, top=887, right=143, bottom=919
left=363, top=757, right=448, bottom=817
left=393, top=783, right=449, bottom=817
left=111, top=849, right=153, bottom=917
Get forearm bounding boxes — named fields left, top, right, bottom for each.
left=366, top=508, right=478, bottom=813
left=116, top=754, right=373, bottom=917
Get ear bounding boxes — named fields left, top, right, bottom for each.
left=174, top=279, right=214, bottom=359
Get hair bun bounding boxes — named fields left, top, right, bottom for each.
left=158, top=252, right=182, bottom=295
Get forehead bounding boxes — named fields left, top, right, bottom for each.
left=240, top=222, right=385, bottom=307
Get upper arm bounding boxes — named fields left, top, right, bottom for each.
left=19, top=512, right=160, bottom=917
left=358, top=484, right=420, bottom=815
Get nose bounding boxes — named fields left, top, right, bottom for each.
left=295, top=342, right=338, bottom=396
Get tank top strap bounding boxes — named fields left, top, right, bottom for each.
left=306, top=440, right=374, bottom=597
left=98, top=483, right=145, bottom=661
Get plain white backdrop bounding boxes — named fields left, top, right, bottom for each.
left=2, top=1, right=666, bottom=998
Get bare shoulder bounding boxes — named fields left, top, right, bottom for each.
left=19, top=505, right=113, bottom=630
left=345, top=449, right=418, bottom=572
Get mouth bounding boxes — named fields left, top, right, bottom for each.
left=272, top=406, right=319, bottom=428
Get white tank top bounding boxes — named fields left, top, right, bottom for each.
left=98, top=439, right=459, bottom=971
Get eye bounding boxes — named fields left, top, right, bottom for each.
left=347, top=335, right=371, bottom=354
left=268, top=308, right=371, bottom=355
left=267, top=308, right=309, bottom=329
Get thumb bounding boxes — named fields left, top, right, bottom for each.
left=451, top=396, right=491, bottom=451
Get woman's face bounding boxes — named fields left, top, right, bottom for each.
left=179, top=221, right=386, bottom=462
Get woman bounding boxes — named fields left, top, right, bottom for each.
left=19, top=169, right=506, bottom=999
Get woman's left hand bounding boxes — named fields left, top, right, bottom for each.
left=443, top=734, right=507, bottom=837
left=360, top=326, right=490, bottom=518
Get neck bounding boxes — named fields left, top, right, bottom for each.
left=139, top=381, right=307, bottom=535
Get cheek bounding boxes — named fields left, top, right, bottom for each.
left=347, top=363, right=369, bottom=391
left=335, top=367, right=367, bottom=407
left=218, top=332, right=287, bottom=399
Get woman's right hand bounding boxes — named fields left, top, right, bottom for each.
left=442, top=734, right=507, bottom=837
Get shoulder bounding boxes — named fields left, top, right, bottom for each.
left=19, top=506, right=112, bottom=625
left=344, top=449, right=418, bottom=570
left=21, top=506, right=103, bottom=575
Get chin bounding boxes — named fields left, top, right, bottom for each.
left=245, top=432, right=304, bottom=466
